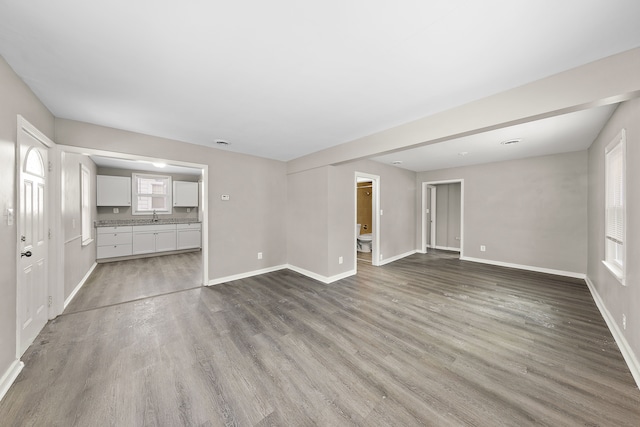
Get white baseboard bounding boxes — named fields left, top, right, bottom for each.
left=64, top=262, right=97, bottom=309
left=585, top=276, right=640, bottom=390
left=287, top=264, right=356, bottom=284
left=208, top=265, right=288, bottom=286
left=379, top=250, right=417, bottom=266
left=0, top=359, right=24, bottom=402
left=460, top=256, right=586, bottom=279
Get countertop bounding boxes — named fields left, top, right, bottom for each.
left=95, top=219, right=201, bottom=227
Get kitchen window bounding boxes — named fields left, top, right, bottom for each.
left=132, top=173, right=172, bottom=215
left=603, top=129, right=626, bottom=284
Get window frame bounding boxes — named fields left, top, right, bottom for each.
left=602, top=128, right=626, bottom=285
left=132, top=172, right=173, bottom=215
left=80, top=164, right=93, bottom=246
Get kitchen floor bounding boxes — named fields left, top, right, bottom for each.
left=64, top=251, right=202, bottom=314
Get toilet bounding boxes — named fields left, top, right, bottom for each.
left=356, top=223, right=373, bottom=253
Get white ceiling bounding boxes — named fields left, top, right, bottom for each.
left=1, top=1, right=639, bottom=166
left=372, top=104, right=618, bottom=172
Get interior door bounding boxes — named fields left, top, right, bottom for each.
left=18, top=132, right=49, bottom=356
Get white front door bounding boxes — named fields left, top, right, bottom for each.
left=18, top=129, right=49, bottom=356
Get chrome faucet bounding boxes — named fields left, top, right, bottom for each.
left=152, top=210, right=158, bottom=222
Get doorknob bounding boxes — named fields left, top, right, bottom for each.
left=21, top=235, right=26, bottom=242
left=21, top=250, right=32, bottom=258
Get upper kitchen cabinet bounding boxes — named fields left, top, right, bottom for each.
left=97, top=175, right=131, bottom=206
left=173, top=181, right=199, bottom=207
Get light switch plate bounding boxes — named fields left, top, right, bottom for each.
left=6, top=208, right=13, bottom=226
left=221, top=195, right=230, bottom=201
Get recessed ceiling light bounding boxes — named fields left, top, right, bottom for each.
left=501, top=138, right=522, bottom=145
left=215, top=139, right=230, bottom=146
left=391, top=160, right=403, bottom=165
left=458, top=151, right=469, bottom=156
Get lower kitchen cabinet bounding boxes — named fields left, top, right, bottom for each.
left=97, top=226, right=132, bottom=259
left=177, top=223, right=201, bottom=250
left=97, top=222, right=201, bottom=260
left=132, top=224, right=177, bottom=255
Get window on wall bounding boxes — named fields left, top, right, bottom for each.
left=603, top=129, right=626, bottom=284
left=80, top=164, right=93, bottom=245
left=132, top=173, right=172, bottom=215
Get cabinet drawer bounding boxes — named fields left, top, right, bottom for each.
left=97, top=226, right=133, bottom=234
left=98, top=232, right=132, bottom=246
left=176, top=223, right=201, bottom=230
left=97, top=244, right=132, bottom=259
left=132, top=224, right=176, bottom=232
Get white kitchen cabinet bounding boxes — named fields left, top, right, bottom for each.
left=97, top=175, right=131, bottom=206
left=132, top=224, right=177, bottom=254
left=96, top=226, right=133, bottom=259
left=176, top=223, right=201, bottom=250
left=173, top=181, right=199, bottom=207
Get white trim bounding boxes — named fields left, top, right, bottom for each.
left=64, top=235, right=82, bottom=244
left=460, top=256, right=585, bottom=279
left=208, top=265, right=288, bottom=286
left=64, top=262, right=97, bottom=309
left=585, top=276, right=640, bottom=390
left=379, top=250, right=416, bottom=266
left=0, top=359, right=24, bottom=402
left=287, top=265, right=357, bottom=284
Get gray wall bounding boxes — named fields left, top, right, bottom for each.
left=587, top=98, right=640, bottom=368
left=434, top=183, right=461, bottom=250
left=55, top=119, right=288, bottom=281
left=417, top=151, right=588, bottom=274
left=0, top=57, right=55, bottom=385
left=95, top=167, right=200, bottom=222
left=286, top=167, right=330, bottom=276
left=62, top=152, right=97, bottom=299
left=286, top=159, right=416, bottom=280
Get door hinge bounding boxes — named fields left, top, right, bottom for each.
left=48, top=161, right=53, bottom=172
left=48, top=296, right=53, bottom=307
left=48, top=229, right=52, bottom=240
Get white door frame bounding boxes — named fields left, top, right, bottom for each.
left=355, top=172, right=381, bottom=268
left=421, top=179, right=464, bottom=258
left=423, top=185, right=436, bottom=251
left=57, top=145, right=209, bottom=288
left=15, top=116, right=59, bottom=358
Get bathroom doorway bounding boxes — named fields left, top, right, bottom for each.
left=355, top=172, right=380, bottom=268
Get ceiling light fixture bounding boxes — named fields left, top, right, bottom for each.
left=152, top=162, right=167, bottom=168
left=458, top=151, right=469, bottom=156
left=391, top=160, right=403, bottom=165
left=501, top=138, right=522, bottom=145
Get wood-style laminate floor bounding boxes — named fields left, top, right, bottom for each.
left=2, top=250, right=639, bottom=426
left=64, top=251, right=202, bottom=314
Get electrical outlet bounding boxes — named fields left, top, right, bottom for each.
left=221, top=194, right=230, bottom=201
left=113, top=207, right=119, bottom=213
left=257, top=252, right=262, bottom=260
left=380, top=253, right=383, bottom=260
left=338, top=256, right=343, bottom=264
left=186, top=208, right=191, bottom=213
left=623, top=314, right=627, bottom=330
left=480, top=245, right=486, bottom=252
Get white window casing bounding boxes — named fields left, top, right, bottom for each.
left=132, top=173, right=172, bottom=215
left=603, top=128, right=626, bottom=284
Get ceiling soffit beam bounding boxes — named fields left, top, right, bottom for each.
left=286, top=47, right=640, bottom=174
